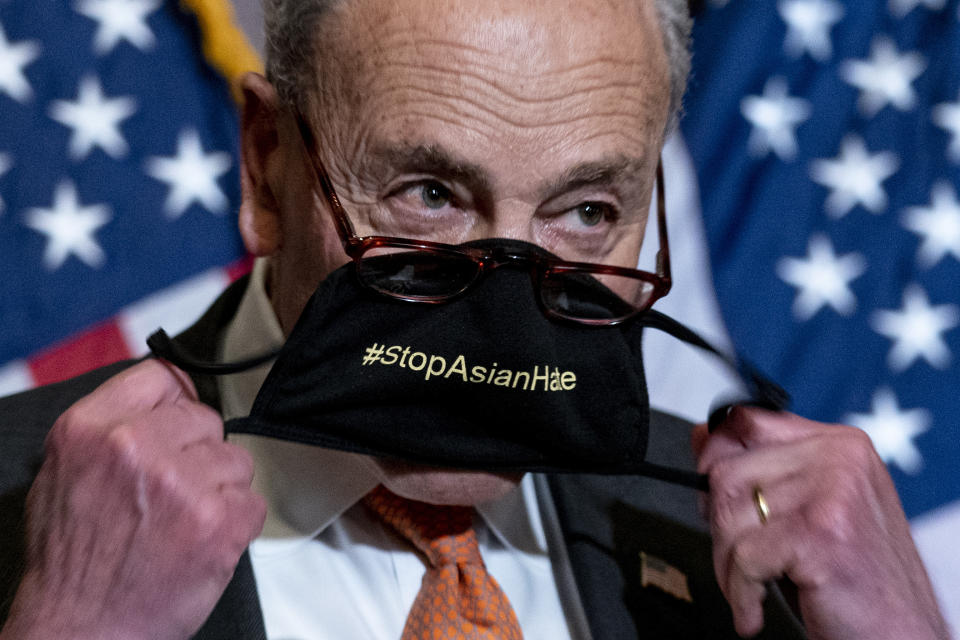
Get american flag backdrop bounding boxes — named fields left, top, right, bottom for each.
left=0, top=0, right=252, bottom=395
left=674, top=0, right=960, bottom=629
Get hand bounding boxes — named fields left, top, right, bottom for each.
left=0, top=359, right=266, bottom=640
left=692, top=407, right=948, bottom=640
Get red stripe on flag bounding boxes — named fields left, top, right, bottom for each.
left=226, top=255, right=254, bottom=282
left=29, top=321, right=133, bottom=387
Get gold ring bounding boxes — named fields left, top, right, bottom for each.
left=753, top=486, right=770, bottom=525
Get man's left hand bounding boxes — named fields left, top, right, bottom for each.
left=692, top=408, right=949, bottom=640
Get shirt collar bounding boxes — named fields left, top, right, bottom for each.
left=218, top=258, right=546, bottom=556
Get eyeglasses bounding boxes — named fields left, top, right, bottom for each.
left=293, top=108, right=672, bottom=326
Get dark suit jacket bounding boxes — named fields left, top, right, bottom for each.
left=0, top=277, right=806, bottom=639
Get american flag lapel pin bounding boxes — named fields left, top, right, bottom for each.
left=640, top=551, right=693, bottom=603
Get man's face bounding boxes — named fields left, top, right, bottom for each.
left=241, top=0, right=671, bottom=503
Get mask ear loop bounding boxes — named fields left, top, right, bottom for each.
left=146, top=328, right=280, bottom=375
left=633, top=309, right=791, bottom=492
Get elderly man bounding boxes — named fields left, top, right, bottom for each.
left=0, top=0, right=949, bottom=638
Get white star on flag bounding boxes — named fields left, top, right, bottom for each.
left=0, top=152, right=11, bottom=214
left=871, top=284, right=959, bottom=372
left=933, top=93, right=960, bottom=163
left=888, top=0, right=946, bottom=18
left=902, top=182, right=960, bottom=268
left=145, top=129, right=232, bottom=218
left=810, top=135, right=900, bottom=218
left=845, top=388, right=931, bottom=475
left=840, top=37, right=926, bottom=117
left=777, top=0, right=844, bottom=62
left=48, top=76, right=137, bottom=161
left=23, top=181, right=112, bottom=271
left=741, top=76, right=812, bottom=160
left=74, top=0, right=161, bottom=55
left=0, top=22, right=41, bottom=103
left=776, top=234, right=866, bottom=320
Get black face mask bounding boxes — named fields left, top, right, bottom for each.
left=149, top=239, right=787, bottom=490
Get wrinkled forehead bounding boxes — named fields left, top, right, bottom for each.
left=333, top=0, right=662, bottom=68
left=310, top=0, right=671, bottom=140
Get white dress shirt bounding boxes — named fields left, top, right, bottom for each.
left=218, top=259, right=593, bottom=640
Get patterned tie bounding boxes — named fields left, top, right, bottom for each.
left=364, top=485, right=524, bottom=640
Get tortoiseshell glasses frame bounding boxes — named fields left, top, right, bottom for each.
left=293, top=108, right=672, bottom=325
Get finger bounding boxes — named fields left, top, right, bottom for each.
left=722, top=517, right=807, bottom=637
left=705, top=437, right=823, bottom=500
left=727, top=575, right=768, bottom=638
left=176, top=441, right=256, bottom=489
left=150, top=400, right=224, bottom=444
left=121, top=400, right=225, bottom=451
left=712, top=406, right=827, bottom=449
left=220, top=485, right=267, bottom=550
left=710, top=479, right=788, bottom=538
left=691, top=423, right=709, bottom=459
left=694, top=423, right=750, bottom=473
left=66, top=359, right=200, bottom=431
left=697, top=406, right=793, bottom=473
left=710, top=475, right=802, bottom=582
left=103, top=358, right=199, bottom=409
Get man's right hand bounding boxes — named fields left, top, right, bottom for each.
left=0, top=359, right=266, bottom=640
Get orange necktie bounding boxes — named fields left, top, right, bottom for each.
left=364, top=485, right=524, bottom=640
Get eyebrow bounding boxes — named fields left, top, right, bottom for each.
left=539, top=156, right=650, bottom=200
left=363, top=143, right=649, bottom=202
left=363, top=144, right=494, bottom=203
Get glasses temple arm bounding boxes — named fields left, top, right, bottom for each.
left=292, top=106, right=359, bottom=244
left=653, top=159, right=671, bottom=285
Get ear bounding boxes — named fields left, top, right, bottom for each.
left=238, top=72, right=283, bottom=257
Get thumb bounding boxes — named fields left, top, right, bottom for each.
left=690, top=422, right=709, bottom=459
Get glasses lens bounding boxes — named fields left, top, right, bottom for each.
left=540, top=270, right=655, bottom=322
left=358, top=246, right=481, bottom=299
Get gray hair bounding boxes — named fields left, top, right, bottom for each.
left=263, top=0, right=692, bottom=131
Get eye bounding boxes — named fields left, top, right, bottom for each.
left=420, top=182, right=452, bottom=210
left=575, top=202, right=616, bottom=227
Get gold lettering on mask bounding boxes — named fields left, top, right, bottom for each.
left=425, top=355, right=447, bottom=380
left=531, top=366, right=550, bottom=391
left=406, top=351, right=427, bottom=371
left=381, top=345, right=401, bottom=366
left=361, top=345, right=577, bottom=392
left=445, top=355, right=469, bottom=382
left=511, top=370, right=530, bottom=390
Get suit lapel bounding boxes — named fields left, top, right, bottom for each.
left=547, top=411, right=806, bottom=639
left=547, top=472, right=727, bottom=639
left=547, top=408, right=729, bottom=639
left=192, top=552, right=266, bottom=640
